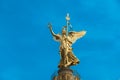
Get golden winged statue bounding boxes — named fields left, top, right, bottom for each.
left=48, top=23, right=86, bottom=68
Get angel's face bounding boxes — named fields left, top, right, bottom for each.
left=62, top=29, right=66, bottom=35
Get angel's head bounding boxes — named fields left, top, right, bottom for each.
left=62, top=26, right=67, bottom=35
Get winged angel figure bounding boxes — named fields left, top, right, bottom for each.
left=48, top=23, right=86, bottom=68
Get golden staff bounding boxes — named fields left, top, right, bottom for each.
left=65, top=13, right=70, bottom=36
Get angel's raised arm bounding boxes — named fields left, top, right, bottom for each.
left=48, top=23, right=61, bottom=41
left=48, top=23, right=56, bottom=36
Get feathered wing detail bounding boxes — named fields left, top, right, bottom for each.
left=68, top=31, right=86, bottom=43
left=53, top=34, right=61, bottom=42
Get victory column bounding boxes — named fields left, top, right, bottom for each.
left=48, top=14, right=86, bottom=80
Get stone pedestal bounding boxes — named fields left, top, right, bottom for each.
left=52, top=68, right=80, bottom=80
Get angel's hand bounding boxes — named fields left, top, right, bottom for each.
left=48, top=23, right=52, bottom=29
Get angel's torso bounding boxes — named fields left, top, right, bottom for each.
left=58, top=35, right=72, bottom=52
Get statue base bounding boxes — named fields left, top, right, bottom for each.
left=52, top=67, right=80, bottom=80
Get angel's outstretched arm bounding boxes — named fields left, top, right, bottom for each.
left=48, top=23, right=56, bottom=36
left=48, top=23, right=61, bottom=41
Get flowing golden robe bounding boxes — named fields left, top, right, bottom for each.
left=48, top=25, right=86, bottom=68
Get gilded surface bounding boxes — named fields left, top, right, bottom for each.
left=48, top=24, right=86, bottom=68
left=48, top=14, right=86, bottom=68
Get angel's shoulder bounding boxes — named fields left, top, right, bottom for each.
left=56, top=33, right=61, bottom=37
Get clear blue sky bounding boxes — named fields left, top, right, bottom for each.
left=0, top=0, right=120, bottom=80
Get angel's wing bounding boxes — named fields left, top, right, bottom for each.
left=68, top=31, right=86, bottom=43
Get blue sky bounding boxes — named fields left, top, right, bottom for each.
left=0, top=0, right=120, bottom=80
